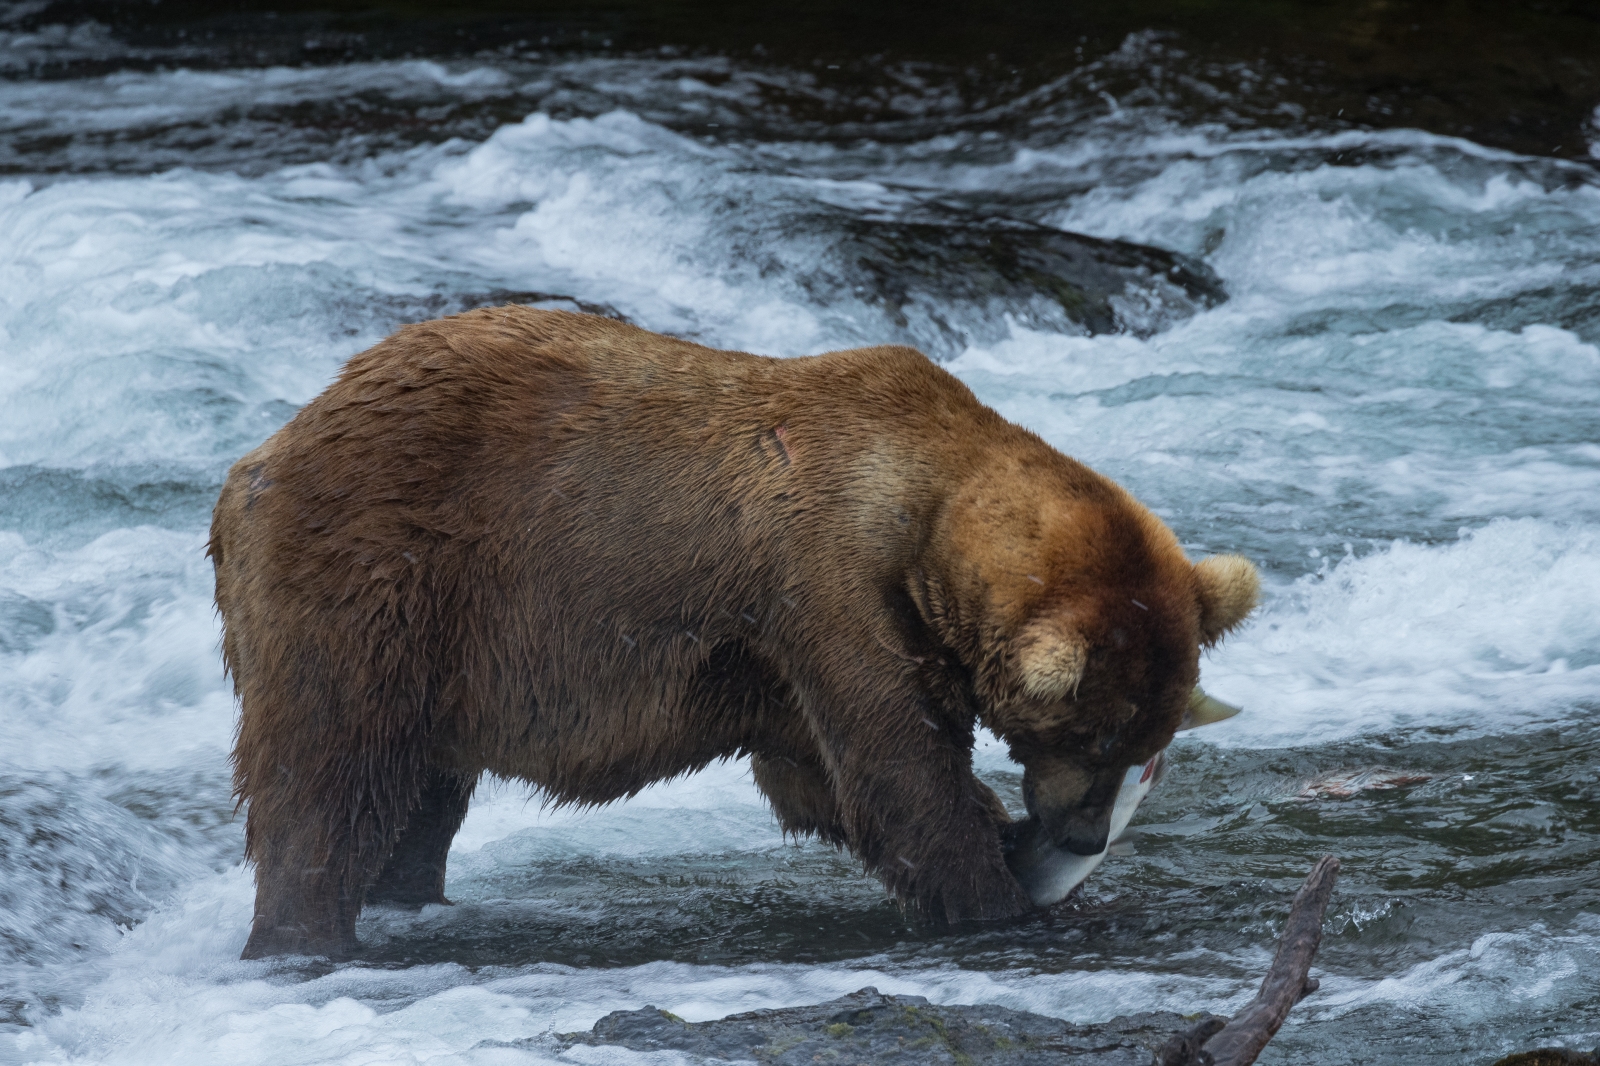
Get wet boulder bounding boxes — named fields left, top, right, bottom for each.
left=408, top=226, right=1224, bottom=364
left=830, top=218, right=1227, bottom=358
left=565, top=856, right=1341, bottom=1066
left=563, top=986, right=1210, bottom=1065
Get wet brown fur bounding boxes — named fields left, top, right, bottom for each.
left=210, top=307, right=1257, bottom=958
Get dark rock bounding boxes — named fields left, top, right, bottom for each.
left=835, top=218, right=1226, bottom=357
left=448, top=222, right=1221, bottom=360
left=562, top=985, right=1221, bottom=1065
left=1489, top=1052, right=1600, bottom=1066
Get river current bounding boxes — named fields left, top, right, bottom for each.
left=2, top=26, right=1599, bottom=1066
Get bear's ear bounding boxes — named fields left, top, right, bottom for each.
left=1015, top=613, right=1088, bottom=702
left=1194, top=554, right=1260, bottom=646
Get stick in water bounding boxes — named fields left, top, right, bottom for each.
left=1157, top=855, right=1341, bottom=1066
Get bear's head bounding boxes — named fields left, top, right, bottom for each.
left=927, top=470, right=1259, bottom=857
left=1000, top=550, right=1257, bottom=855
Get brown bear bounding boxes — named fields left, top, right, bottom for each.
left=209, top=306, right=1258, bottom=959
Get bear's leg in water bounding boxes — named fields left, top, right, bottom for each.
left=367, top=768, right=475, bottom=907
left=239, top=760, right=413, bottom=959
left=239, top=783, right=383, bottom=958
left=236, top=666, right=435, bottom=959
left=240, top=755, right=427, bottom=958
left=798, top=658, right=1031, bottom=925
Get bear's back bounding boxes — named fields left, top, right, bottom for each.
left=211, top=307, right=1012, bottom=609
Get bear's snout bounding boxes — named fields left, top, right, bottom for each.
left=1023, top=758, right=1124, bottom=856
left=1050, top=804, right=1115, bottom=856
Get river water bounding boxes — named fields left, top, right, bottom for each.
left=2, top=22, right=1599, bottom=1066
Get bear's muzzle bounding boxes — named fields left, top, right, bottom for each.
left=1021, top=755, right=1126, bottom=856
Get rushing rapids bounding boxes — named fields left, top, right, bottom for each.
left=1, top=5, right=1599, bottom=1064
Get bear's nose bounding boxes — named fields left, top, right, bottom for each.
left=1054, top=812, right=1112, bottom=857
left=1056, top=813, right=1107, bottom=857
left=1024, top=760, right=1121, bottom=857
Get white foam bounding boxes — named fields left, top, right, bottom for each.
left=1028, top=131, right=1600, bottom=354
left=428, top=109, right=831, bottom=352
left=1200, top=519, right=1600, bottom=747
left=0, top=61, right=519, bottom=138
left=0, top=528, right=231, bottom=776
left=950, top=319, right=1600, bottom=550
left=1302, top=920, right=1600, bottom=1055
left=0, top=173, right=374, bottom=468
left=0, top=107, right=844, bottom=477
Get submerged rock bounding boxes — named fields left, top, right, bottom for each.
left=1293, top=767, right=1434, bottom=801
left=833, top=218, right=1227, bottom=359
left=448, top=221, right=1224, bottom=360
left=566, top=856, right=1342, bottom=1066
left=562, top=986, right=1214, bottom=1065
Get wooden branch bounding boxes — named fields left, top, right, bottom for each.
left=1202, top=855, right=1341, bottom=1066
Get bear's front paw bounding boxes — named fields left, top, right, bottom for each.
left=913, top=857, right=1035, bottom=926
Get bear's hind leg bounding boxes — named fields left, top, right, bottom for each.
left=237, top=691, right=433, bottom=959
left=367, top=769, right=475, bottom=908
left=240, top=800, right=381, bottom=960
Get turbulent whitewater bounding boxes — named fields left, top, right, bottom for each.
left=1, top=37, right=1598, bottom=1066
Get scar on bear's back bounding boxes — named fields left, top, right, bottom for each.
left=754, top=425, right=792, bottom=467
left=245, top=464, right=274, bottom=509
